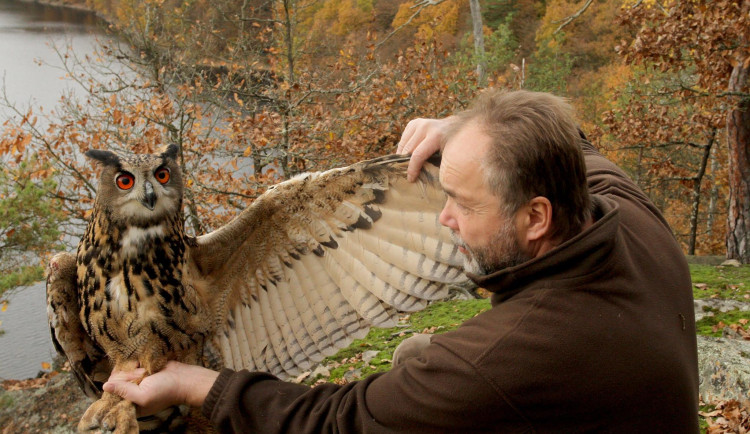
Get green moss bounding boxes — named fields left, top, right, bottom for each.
left=698, top=403, right=715, bottom=431
left=410, top=299, right=491, bottom=331
left=695, top=309, right=750, bottom=337
left=0, top=392, right=14, bottom=410
left=690, top=264, right=750, bottom=302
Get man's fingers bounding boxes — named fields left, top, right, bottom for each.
left=397, top=120, right=418, bottom=154
left=407, top=145, right=436, bottom=182
left=108, top=367, right=146, bottom=383
left=397, top=117, right=452, bottom=181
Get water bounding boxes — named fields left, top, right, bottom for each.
left=0, top=0, right=105, bottom=380
left=0, top=282, right=53, bottom=380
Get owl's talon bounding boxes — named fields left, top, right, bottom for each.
left=78, top=398, right=107, bottom=431
left=79, top=392, right=138, bottom=433
left=101, top=399, right=138, bottom=434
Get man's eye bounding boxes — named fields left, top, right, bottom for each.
left=456, top=202, right=472, bottom=214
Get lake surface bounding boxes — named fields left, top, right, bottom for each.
left=0, top=0, right=105, bottom=380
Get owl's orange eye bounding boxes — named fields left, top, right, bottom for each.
left=155, top=167, right=170, bottom=184
left=116, top=173, right=135, bottom=190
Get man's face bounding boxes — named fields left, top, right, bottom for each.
left=438, top=122, right=530, bottom=275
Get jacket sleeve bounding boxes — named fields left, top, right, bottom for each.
left=201, top=333, right=524, bottom=433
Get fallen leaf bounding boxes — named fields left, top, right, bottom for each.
left=292, top=371, right=311, bottom=383
left=712, top=321, right=726, bottom=333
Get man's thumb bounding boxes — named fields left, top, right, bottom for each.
left=103, top=380, right=134, bottom=400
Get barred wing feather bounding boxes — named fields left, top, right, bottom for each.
left=190, top=155, right=467, bottom=379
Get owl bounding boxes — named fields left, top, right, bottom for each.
left=46, top=145, right=468, bottom=433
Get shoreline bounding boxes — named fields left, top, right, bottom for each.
left=16, top=0, right=113, bottom=24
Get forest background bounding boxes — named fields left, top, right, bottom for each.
left=0, top=0, right=748, bottom=305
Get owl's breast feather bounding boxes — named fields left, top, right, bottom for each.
left=120, top=224, right=166, bottom=257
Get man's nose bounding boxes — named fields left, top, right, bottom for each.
left=439, top=201, right=457, bottom=231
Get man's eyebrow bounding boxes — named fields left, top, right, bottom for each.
left=441, top=185, right=457, bottom=199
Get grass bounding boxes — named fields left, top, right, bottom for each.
left=690, top=263, right=750, bottom=302
left=695, top=309, right=750, bottom=337
left=690, top=263, right=750, bottom=339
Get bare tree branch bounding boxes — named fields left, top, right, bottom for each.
left=554, top=0, right=594, bottom=34
left=376, top=0, right=448, bottom=49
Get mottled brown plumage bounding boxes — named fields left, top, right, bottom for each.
left=46, top=146, right=467, bottom=433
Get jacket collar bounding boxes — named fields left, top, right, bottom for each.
left=467, top=195, right=620, bottom=305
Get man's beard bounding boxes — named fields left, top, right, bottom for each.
left=451, top=220, right=530, bottom=275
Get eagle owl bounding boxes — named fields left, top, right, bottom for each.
left=46, top=145, right=467, bottom=433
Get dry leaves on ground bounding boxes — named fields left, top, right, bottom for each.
left=701, top=400, right=750, bottom=433
left=1, top=371, right=58, bottom=391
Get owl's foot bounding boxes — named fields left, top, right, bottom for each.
left=78, top=391, right=138, bottom=434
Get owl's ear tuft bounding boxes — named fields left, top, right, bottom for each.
left=85, top=149, right=120, bottom=167
left=162, top=144, right=179, bottom=161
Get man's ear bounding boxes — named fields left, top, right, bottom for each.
left=519, top=196, right=553, bottom=243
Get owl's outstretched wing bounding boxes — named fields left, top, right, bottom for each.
left=189, top=154, right=468, bottom=378
left=46, top=252, right=109, bottom=398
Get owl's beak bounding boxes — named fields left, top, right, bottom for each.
left=141, top=181, right=157, bottom=210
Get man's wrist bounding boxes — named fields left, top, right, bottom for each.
left=177, top=363, right=220, bottom=408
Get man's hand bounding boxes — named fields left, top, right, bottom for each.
left=103, top=361, right=219, bottom=417
left=397, top=117, right=455, bottom=182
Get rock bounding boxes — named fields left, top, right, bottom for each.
left=311, top=365, right=330, bottom=379
left=343, top=368, right=361, bottom=382
left=694, top=299, right=750, bottom=321
left=697, top=335, right=750, bottom=407
left=685, top=255, right=726, bottom=265
left=362, top=350, right=380, bottom=365
left=720, top=259, right=742, bottom=267
left=0, top=370, right=88, bottom=433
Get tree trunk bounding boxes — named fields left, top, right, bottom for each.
left=688, top=129, right=716, bottom=255
left=469, top=0, right=486, bottom=86
left=279, top=0, right=295, bottom=179
left=725, top=61, right=750, bottom=261
left=707, top=144, right=719, bottom=236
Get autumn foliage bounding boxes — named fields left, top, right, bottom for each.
left=0, top=5, right=481, bottom=241
left=1, top=0, right=747, bottom=272
left=602, top=0, right=749, bottom=256
left=0, top=0, right=747, bottom=278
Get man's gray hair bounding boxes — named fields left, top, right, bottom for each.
left=445, top=89, right=591, bottom=242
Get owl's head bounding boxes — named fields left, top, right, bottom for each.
left=86, top=145, right=183, bottom=225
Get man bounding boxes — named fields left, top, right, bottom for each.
left=105, top=89, right=699, bottom=432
